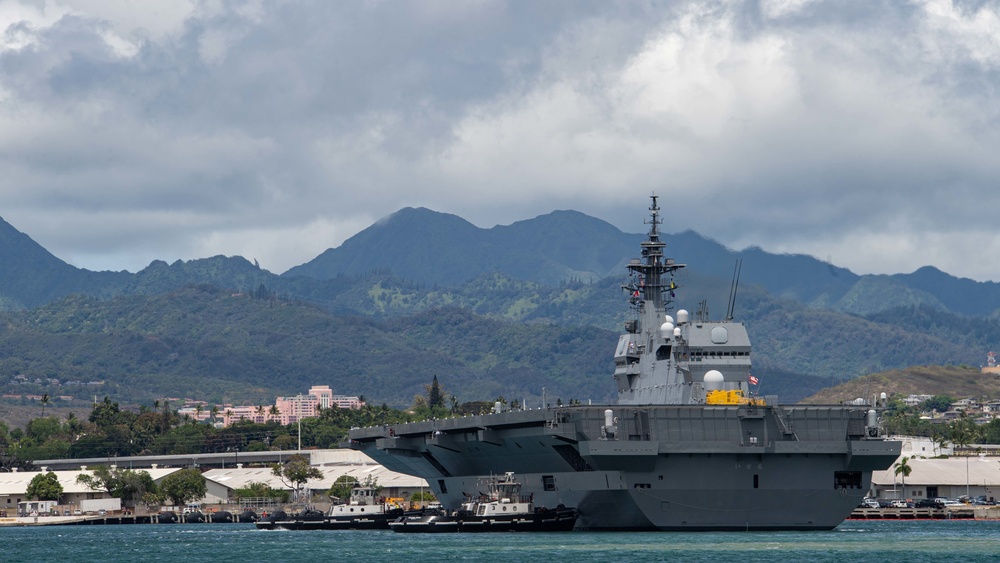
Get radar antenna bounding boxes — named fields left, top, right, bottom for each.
left=726, top=259, right=742, bottom=321
left=622, top=193, right=686, bottom=313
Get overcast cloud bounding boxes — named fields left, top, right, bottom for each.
left=2, top=0, right=999, bottom=281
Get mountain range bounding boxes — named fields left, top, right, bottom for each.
left=1, top=206, right=998, bottom=409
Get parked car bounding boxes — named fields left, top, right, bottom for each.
left=940, top=499, right=964, bottom=508
left=889, top=500, right=910, bottom=508
left=859, top=498, right=880, bottom=509
left=914, top=499, right=943, bottom=508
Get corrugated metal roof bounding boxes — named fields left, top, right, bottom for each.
left=203, top=463, right=426, bottom=491
left=0, top=468, right=184, bottom=495
left=1, top=450, right=425, bottom=496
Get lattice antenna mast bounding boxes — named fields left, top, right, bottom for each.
left=623, top=194, right=685, bottom=313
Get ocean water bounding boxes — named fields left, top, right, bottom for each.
left=6, top=520, right=999, bottom=563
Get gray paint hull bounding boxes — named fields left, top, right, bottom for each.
left=349, top=403, right=900, bottom=530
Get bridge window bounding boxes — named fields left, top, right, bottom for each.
left=656, top=345, right=672, bottom=361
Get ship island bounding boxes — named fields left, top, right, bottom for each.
left=349, top=195, right=902, bottom=530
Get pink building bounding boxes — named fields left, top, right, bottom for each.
left=274, top=394, right=318, bottom=425
left=199, top=385, right=365, bottom=427
left=306, top=385, right=365, bottom=409
left=221, top=404, right=275, bottom=426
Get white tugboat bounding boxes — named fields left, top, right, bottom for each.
left=256, top=484, right=407, bottom=530
left=389, top=472, right=578, bottom=533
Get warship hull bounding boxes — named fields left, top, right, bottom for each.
left=350, top=195, right=900, bottom=530
left=350, top=404, right=900, bottom=530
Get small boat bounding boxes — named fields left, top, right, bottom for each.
left=255, top=485, right=408, bottom=530
left=389, top=472, right=578, bottom=533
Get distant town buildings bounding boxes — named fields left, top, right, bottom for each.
left=174, top=385, right=364, bottom=427
left=901, top=393, right=1000, bottom=425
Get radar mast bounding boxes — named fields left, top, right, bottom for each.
left=623, top=194, right=685, bottom=313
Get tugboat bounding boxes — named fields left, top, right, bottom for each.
left=321, top=483, right=408, bottom=529
left=255, top=485, right=407, bottom=530
left=389, top=472, right=578, bottom=533
left=350, top=195, right=902, bottom=531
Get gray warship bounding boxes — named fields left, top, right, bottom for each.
left=349, top=196, right=901, bottom=530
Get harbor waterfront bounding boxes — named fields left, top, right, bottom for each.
left=5, top=521, right=1000, bottom=562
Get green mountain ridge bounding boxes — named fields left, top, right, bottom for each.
left=0, top=285, right=616, bottom=408
left=1, top=208, right=999, bottom=415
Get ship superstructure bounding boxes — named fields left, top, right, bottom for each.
left=614, top=197, right=753, bottom=406
left=349, top=196, right=900, bottom=530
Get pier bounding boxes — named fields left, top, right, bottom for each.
left=848, top=507, right=1000, bottom=520
left=0, top=511, right=249, bottom=527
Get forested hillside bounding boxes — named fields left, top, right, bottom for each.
left=0, top=286, right=615, bottom=407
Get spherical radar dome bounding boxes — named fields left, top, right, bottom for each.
left=660, top=322, right=675, bottom=338
left=704, top=369, right=724, bottom=391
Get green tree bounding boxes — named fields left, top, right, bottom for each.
left=428, top=375, right=443, bottom=408
left=271, top=434, right=296, bottom=450
left=0, top=421, right=9, bottom=457
left=89, top=397, right=129, bottom=428
left=76, top=466, right=157, bottom=508
left=271, top=454, right=323, bottom=499
left=410, top=491, right=437, bottom=504
left=361, top=474, right=382, bottom=496
left=949, top=413, right=981, bottom=452
left=233, top=481, right=289, bottom=502
left=923, top=395, right=956, bottom=413
left=25, top=417, right=62, bottom=443
left=894, top=456, right=912, bottom=491
left=26, top=472, right=63, bottom=501
left=158, top=468, right=207, bottom=508
left=328, top=475, right=358, bottom=502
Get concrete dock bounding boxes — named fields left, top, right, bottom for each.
left=0, top=511, right=247, bottom=527
left=848, top=506, right=1000, bottom=520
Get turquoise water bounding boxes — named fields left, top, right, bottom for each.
left=6, top=521, right=999, bottom=562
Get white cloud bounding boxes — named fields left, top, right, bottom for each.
left=2, top=0, right=1000, bottom=281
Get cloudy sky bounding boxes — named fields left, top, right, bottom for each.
left=2, top=0, right=999, bottom=281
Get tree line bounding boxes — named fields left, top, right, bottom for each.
left=1, top=377, right=498, bottom=471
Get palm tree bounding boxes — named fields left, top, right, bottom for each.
left=894, top=456, right=912, bottom=496
left=40, top=393, right=50, bottom=417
